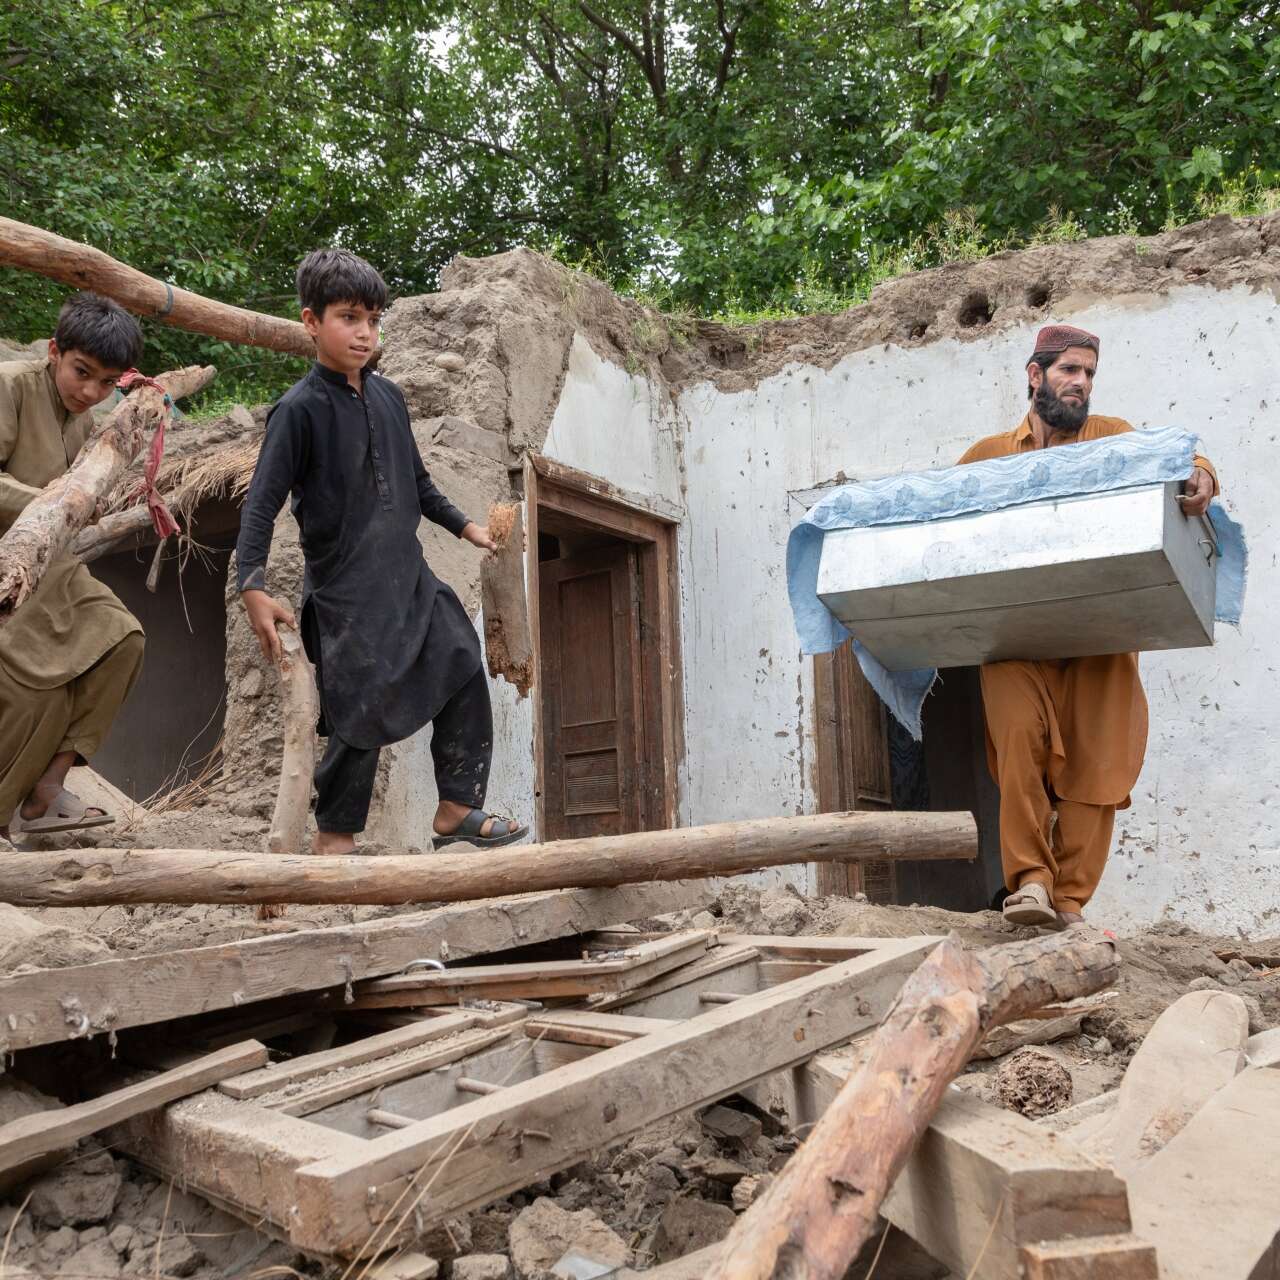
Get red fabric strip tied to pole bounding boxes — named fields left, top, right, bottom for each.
left=116, top=369, right=180, bottom=539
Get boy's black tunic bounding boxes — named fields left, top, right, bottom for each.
left=236, top=362, right=481, bottom=750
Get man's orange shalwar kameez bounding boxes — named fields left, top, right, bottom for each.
left=958, top=415, right=1218, bottom=913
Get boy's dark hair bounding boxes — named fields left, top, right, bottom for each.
left=54, top=292, right=143, bottom=370
left=296, top=248, right=388, bottom=317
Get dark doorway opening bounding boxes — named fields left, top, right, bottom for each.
left=813, top=645, right=1003, bottom=910
left=89, top=498, right=240, bottom=801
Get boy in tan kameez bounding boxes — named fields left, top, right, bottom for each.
left=0, top=293, right=146, bottom=840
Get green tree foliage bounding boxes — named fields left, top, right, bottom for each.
left=1, top=0, right=1276, bottom=394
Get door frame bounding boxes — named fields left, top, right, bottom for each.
left=522, top=455, right=683, bottom=842
left=812, top=642, right=896, bottom=901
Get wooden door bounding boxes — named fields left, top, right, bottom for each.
left=813, top=640, right=897, bottom=901
left=539, top=543, right=643, bottom=840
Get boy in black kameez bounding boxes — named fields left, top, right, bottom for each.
left=236, top=249, right=526, bottom=854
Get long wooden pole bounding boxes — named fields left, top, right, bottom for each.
left=70, top=504, right=153, bottom=563
left=266, top=622, right=320, bottom=856
left=705, top=929, right=1121, bottom=1280
left=0, top=364, right=216, bottom=623
left=0, top=217, right=313, bottom=358
left=0, top=810, right=976, bottom=907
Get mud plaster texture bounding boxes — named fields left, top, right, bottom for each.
left=676, top=210, right=1280, bottom=392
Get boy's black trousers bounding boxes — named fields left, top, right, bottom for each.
left=313, top=666, right=493, bottom=834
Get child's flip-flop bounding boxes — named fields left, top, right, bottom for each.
left=432, top=808, right=529, bottom=852
left=10, top=789, right=115, bottom=835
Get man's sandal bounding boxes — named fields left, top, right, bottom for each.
left=432, top=808, right=529, bottom=852
left=9, top=789, right=115, bottom=836
left=1002, top=882, right=1058, bottom=927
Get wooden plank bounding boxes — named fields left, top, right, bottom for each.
left=348, top=932, right=711, bottom=1005
left=220, top=1012, right=478, bottom=1099
left=287, top=937, right=939, bottom=1255
left=1128, top=1068, right=1280, bottom=1280
left=1019, top=1235, right=1158, bottom=1280
left=524, top=1011, right=678, bottom=1047
left=0, top=1040, right=267, bottom=1174
left=758, top=959, right=829, bottom=984
left=113, top=1093, right=365, bottom=1240
left=0, top=811, right=978, bottom=907
left=276, top=1028, right=515, bottom=1117
left=717, top=935, right=884, bottom=959
left=594, top=947, right=762, bottom=1015
left=0, top=880, right=714, bottom=1052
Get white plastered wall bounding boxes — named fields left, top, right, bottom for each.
left=383, top=289, right=1278, bottom=934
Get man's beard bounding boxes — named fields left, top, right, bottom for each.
left=1034, top=381, right=1089, bottom=432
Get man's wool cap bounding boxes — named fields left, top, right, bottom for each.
left=1031, top=324, right=1100, bottom=360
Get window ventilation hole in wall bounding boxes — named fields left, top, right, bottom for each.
left=957, top=291, right=993, bottom=328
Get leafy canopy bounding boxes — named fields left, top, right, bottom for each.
left=1, top=0, right=1276, bottom=399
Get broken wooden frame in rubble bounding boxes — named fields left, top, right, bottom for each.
left=0, top=891, right=1159, bottom=1277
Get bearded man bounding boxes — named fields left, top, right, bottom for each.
left=957, top=324, right=1218, bottom=928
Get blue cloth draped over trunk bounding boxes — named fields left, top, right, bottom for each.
left=786, top=427, right=1247, bottom=739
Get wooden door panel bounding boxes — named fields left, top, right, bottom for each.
left=813, top=640, right=896, bottom=902
left=539, top=544, right=642, bottom=840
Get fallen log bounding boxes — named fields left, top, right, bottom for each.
left=0, top=216, right=312, bottom=357
left=0, top=810, right=976, bottom=906
left=0, top=363, right=216, bottom=623
left=705, top=928, right=1120, bottom=1280
left=481, top=501, right=534, bottom=696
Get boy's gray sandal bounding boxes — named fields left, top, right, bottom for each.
left=432, top=808, right=529, bottom=851
left=9, top=789, right=115, bottom=836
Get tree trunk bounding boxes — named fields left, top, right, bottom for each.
left=705, top=929, right=1121, bottom=1280
left=0, top=810, right=977, bottom=907
left=481, top=501, right=534, bottom=696
left=0, top=217, right=312, bottom=357
left=0, top=365, right=216, bottom=624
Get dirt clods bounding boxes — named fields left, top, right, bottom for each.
left=995, top=1048, right=1074, bottom=1118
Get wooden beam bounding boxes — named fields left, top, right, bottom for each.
left=276, top=1028, right=515, bottom=1117
left=219, top=1012, right=479, bottom=1100
left=1019, top=1235, right=1158, bottom=1280
left=285, top=937, right=938, bottom=1256
left=0, top=1040, right=267, bottom=1174
left=707, top=930, right=1121, bottom=1280
left=0, top=812, right=977, bottom=908
left=1128, top=1068, right=1280, bottom=1280
left=0, top=216, right=313, bottom=356
left=523, top=1011, right=679, bottom=1047
left=0, top=363, right=216, bottom=625
left=0, top=880, right=714, bottom=1053
left=347, top=931, right=712, bottom=1005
